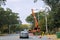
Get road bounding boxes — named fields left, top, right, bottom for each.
left=0, top=34, right=53, bottom=40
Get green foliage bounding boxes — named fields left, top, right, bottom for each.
left=34, top=0, right=37, bottom=3
left=43, top=0, right=60, bottom=32
left=20, top=24, right=29, bottom=31
left=31, top=0, right=60, bottom=32
left=0, top=7, right=19, bottom=26
left=0, top=0, right=6, bottom=6
left=53, top=7, right=60, bottom=28
left=26, top=14, right=34, bottom=23
left=0, top=7, right=21, bottom=33
left=43, top=0, right=59, bottom=6
left=26, top=11, right=46, bottom=31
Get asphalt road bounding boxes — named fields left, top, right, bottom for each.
left=0, top=34, right=53, bottom=40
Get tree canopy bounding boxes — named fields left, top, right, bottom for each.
left=43, top=0, right=60, bottom=28
left=0, top=7, right=21, bottom=33
left=0, top=0, right=6, bottom=6
left=26, top=11, right=46, bottom=31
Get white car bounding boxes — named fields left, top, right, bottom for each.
left=20, top=29, right=29, bottom=38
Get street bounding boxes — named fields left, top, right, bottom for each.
left=0, top=34, right=54, bottom=40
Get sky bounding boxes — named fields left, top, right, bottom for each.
left=2, top=0, right=46, bottom=24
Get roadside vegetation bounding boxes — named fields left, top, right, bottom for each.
left=26, top=0, right=60, bottom=34
left=0, top=0, right=60, bottom=36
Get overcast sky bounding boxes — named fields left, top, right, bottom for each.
left=2, top=0, right=46, bottom=24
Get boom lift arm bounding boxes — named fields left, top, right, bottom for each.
left=32, top=9, right=38, bottom=28
left=29, top=9, right=40, bottom=33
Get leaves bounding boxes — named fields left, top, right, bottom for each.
left=0, top=0, right=6, bottom=6
left=34, top=0, right=37, bottom=3
left=0, top=7, right=22, bottom=33
left=26, top=11, right=45, bottom=30
left=43, top=0, right=60, bottom=32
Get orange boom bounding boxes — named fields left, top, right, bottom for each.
left=29, top=9, right=40, bottom=33
left=32, top=9, right=38, bottom=28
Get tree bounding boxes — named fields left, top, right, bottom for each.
left=26, top=11, right=46, bottom=31
left=43, top=0, right=59, bottom=7
left=0, top=7, right=5, bottom=28
left=43, top=0, right=60, bottom=33
left=0, top=0, right=6, bottom=6
left=33, top=0, right=60, bottom=33
left=0, top=7, right=21, bottom=33
left=19, top=24, right=29, bottom=31
left=6, top=8, right=19, bottom=24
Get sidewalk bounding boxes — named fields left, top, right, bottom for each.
left=0, top=33, right=9, bottom=36
left=0, top=34, right=7, bottom=36
left=46, top=34, right=60, bottom=40
left=29, top=33, right=60, bottom=40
